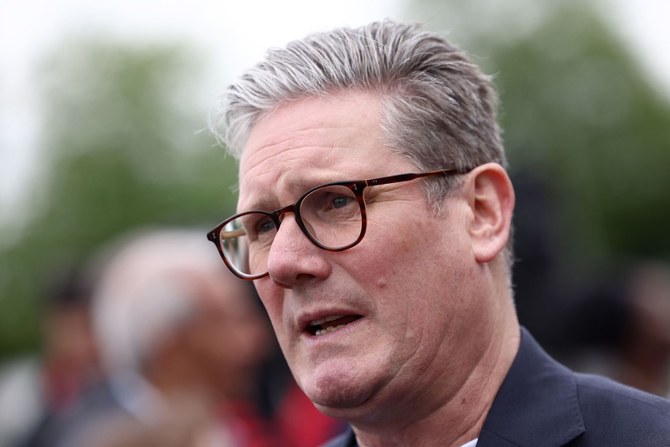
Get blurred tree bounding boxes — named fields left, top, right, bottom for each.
left=489, top=4, right=670, bottom=265
left=0, top=37, right=237, bottom=359
left=404, top=0, right=670, bottom=347
left=405, top=0, right=670, bottom=264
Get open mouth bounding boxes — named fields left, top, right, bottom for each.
left=307, top=314, right=362, bottom=336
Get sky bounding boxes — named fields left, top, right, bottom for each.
left=605, top=0, right=670, bottom=95
left=0, top=0, right=668, bottom=221
left=0, top=0, right=404, bottom=219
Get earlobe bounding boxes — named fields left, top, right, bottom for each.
left=467, top=163, right=515, bottom=263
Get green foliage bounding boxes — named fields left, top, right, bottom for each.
left=487, top=4, right=670, bottom=264
left=0, top=37, right=237, bottom=358
left=406, top=1, right=670, bottom=267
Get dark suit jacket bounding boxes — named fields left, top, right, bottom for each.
left=324, top=328, right=670, bottom=446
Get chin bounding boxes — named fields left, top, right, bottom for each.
left=299, top=366, right=380, bottom=414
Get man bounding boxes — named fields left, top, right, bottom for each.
left=0, top=267, right=100, bottom=447
left=567, top=259, right=670, bottom=398
left=46, top=228, right=273, bottom=447
left=207, top=21, right=670, bottom=446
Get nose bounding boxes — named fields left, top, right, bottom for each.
left=265, top=214, right=331, bottom=287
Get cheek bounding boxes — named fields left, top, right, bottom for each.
left=254, top=281, right=279, bottom=316
left=254, top=281, right=289, bottom=340
left=361, top=215, right=458, bottom=287
left=359, top=214, right=473, bottom=327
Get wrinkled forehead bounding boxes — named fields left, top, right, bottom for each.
left=236, top=91, right=395, bottom=209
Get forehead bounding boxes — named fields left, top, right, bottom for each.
left=237, top=91, right=409, bottom=209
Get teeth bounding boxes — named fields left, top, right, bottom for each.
left=309, top=314, right=348, bottom=337
left=314, top=324, right=346, bottom=336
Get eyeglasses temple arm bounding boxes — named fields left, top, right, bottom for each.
left=220, top=228, right=246, bottom=239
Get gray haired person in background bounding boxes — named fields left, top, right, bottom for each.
left=49, top=229, right=272, bottom=447
left=208, top=20, right=670, bottom=446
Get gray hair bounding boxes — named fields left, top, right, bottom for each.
left=211, top=20, right=506, bottom=204
left=91, top=228, right=232, bottom=375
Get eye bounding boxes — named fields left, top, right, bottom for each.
left=306, top=187, right=357, bottom=213
left=329, top=194, right=355, bottom=209
left=239, top=213, right=276, bottom=243
left=302, top=185, right=360, bottom=224
left=255, top=216, right=276, bottom=235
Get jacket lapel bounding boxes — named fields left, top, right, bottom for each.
left=478, top=328, right=585, bottom=447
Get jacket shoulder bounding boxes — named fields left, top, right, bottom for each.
left=574, top=373, right=670, bottom=446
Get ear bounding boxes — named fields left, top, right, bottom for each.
left=465, top=163, right=515, bottom=263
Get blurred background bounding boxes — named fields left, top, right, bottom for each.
left=1, top=0, right=669, bottom=444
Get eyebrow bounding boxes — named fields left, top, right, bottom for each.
left=239, top=173, right=342, bottom=212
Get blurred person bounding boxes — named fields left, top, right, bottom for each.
left=621, top=261, right=670, bottom=397
left=566, top=260, right=670, bottom=398
left=44, top=228, right=274, bottom=447
left=207, top=20, right=670, bottom=446
left=0, top=266, right=100, bottom=447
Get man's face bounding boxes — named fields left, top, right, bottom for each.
left=237, top=91, right=497, bottom=419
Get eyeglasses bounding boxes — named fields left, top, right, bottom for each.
left=207, top=168, right=471, bottom=280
